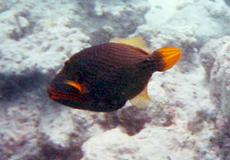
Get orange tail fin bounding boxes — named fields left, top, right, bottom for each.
left=155, top=47, right=181, bottom=71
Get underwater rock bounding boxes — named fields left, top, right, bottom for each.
left=0, top=17, right=89, bottom=74
left=81, top=126, right=218, bottom=160
left=0, top=13, right=30, bottom=41
left=0, top=0, right=36, bottom=42
left=117, top=106, right=150, bottom=136
left=167, top=0, right=230, bottom=47
left=224, top=0, right=230, bottom=7
left=199, top=36, right=230, bottom=118
left=0, top=105, right=41, bottom=159
left=0, top=1, right=15, bottom=13
left=0, top=98, right=106, bottom=159
left=210, top=118, right=230, bottom=160
left=81, top=128, right=140, bottom=160
left=38, top=109, right=106, bottom=153
left=145, top=0, right=195, bottom=30
left=144, top=0, right=230, bottom=51
left=74, top=0, right=150, bottom=45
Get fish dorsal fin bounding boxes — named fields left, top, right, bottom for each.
left=129, top=87, right=152, bottom=108
left=110, top=37, right=152, bottom=54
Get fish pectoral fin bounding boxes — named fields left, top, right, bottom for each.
left=64, top=80, right=87, bottom=94
left=129, top=88, right=152, bottom=108
left=110, top=37, right=152, bottom=54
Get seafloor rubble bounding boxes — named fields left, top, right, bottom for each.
left=0, top=0, right=230, bottom=159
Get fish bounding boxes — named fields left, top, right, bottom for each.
left=47, top=37, right=181, bottom=112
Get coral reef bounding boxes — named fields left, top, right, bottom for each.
left=1, top=0, right=230, bottom=159
left=199, top=36, right=230, bottom=118
left=75, top=0, right=150, bottom=45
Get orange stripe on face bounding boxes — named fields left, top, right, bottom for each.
left=64, top=80, right=85, bottom=93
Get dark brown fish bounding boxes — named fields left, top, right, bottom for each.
left=48, top=37, right=181, bottom=112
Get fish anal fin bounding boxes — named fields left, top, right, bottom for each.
left=110, top=37, right=152, bottom=54
left=129, top=88, right=152, bottom=108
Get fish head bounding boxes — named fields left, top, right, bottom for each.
left=47, top=70, right=92, bottom=108
left=47, top=71, right=125, bottom=112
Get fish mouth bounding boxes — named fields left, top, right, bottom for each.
left=156, top=47, right=181, bottom=71
left=47, top=86, right=88, bottom=104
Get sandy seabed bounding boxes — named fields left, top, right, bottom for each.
left=1, top=0, right=230, bottom=159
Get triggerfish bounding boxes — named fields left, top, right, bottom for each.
left=48, top=37, right=181, bottom=112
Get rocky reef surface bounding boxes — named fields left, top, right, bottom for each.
left=1, top=0, right=230, bottom=159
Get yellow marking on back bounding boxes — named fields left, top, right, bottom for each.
left=110, top=37, right=152, bottom=54
left=129, top=87, right=152, bottom=108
